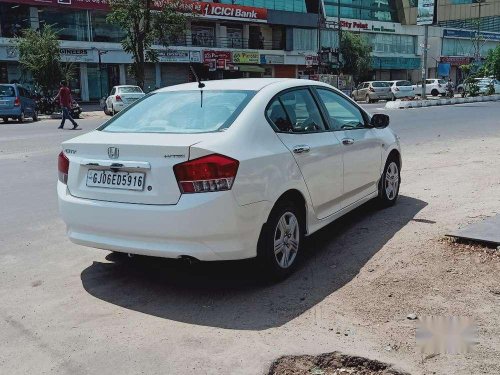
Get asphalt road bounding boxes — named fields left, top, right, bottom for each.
left=1, top=102, right=499, bottom=374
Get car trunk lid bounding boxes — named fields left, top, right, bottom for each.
left=118, top=92, right=145, bottom=106
left=63, top=131, right=214, bottom=205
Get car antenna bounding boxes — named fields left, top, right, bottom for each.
left=189, top=65, right=205, bottom=107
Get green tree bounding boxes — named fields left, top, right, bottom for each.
left=107, top=0, right=189, bottom=88
left=15, top=26, right=72, bottom=94
left=340, top=32, right=373, bottom=83
left=482, top=45, right=500, bottom=79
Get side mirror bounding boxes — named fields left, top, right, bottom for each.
left=371, top=113, right=390, bottom=128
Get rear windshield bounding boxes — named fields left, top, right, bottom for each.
left=396, top=81, right=412, bottom=86
left=372, top=82, right=390, bottom=87
left=0, top=85, right=15, bottom=97
left=100, top=90, right=255, bottom=134
left=119, top=86, right=143, bottom=93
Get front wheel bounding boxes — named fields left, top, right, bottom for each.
left=378, top=158, right=401, bottom=207
left=257, top=201, right=304, bottom=280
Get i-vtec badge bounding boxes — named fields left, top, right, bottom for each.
left=108, top=147, right=119, bottom=159
left=65, top=149, right=77, bottom=154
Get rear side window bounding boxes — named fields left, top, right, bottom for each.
left=372, top=82, right=390, bottom=87
left=0, top=85, right=15, bottom=97
left=267, top=99, right=292, bottom=132
left=119, top=86, right=143, bottom=93
left=100, top=90, right=255, bottom=134
left=396, top=81, right=411, bottom=86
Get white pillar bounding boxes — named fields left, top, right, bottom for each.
left=80, top=63, right=89, bottom=102
left=215, top=22, right=221, bottom=48
left=119, top=64, right=126, bottom=85
left=29, top=7, right=39, bottom=30
left=220, top=25, right=227, bottom=48
left=243, top=24, right=250, bottom=49
left=155, top=63, right=161, bottom=88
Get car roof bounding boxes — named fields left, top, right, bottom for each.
left=114, top=85, right=141, bottom=88
left=157, top=78, right=332, bottom=92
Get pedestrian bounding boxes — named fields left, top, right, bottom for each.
left=54, top=80, right=78, bottom=130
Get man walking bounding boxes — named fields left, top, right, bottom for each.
left=54, top=80, right=78, bottom=129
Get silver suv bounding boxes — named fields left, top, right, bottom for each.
left=351, top=81, right=392, bottom=103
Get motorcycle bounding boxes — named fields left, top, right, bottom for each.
left=35, top=95, right=57, bottom=115
left=445, top=82, right=454, bottom=98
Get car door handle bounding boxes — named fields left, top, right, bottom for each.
left=342, top=138, right=355, bottom=145
left=293, top=145, right=311, bottom=154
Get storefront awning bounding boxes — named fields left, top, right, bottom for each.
left=236, top=65, right=266, bottom=73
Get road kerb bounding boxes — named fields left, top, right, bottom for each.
left=385, top=94, right=500, bottom=109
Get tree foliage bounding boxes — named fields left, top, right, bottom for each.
left=14, top=26, right=72, bottom=94
left=482, top=45, right=500, bottom=79
left=340, top=32, right=372, bottom=83
left=107, top=0, right=189, bottom=88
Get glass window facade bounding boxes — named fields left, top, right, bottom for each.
left=39, top=8, right=89, bottom=41
left=0, top=3, right=31, bottom=38
left=218, top=0, right=307, bottom=12
left=293, top=28, right=339, bottom=51
left=90, top=11, right=125, bottom=43
left=364, top=33, right=416, bottom=54
left=442, top=38, right=500, bottom=56
left=324, top=0, right=398, bottom=22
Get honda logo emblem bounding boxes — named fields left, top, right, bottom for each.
left=108, top=147, right=119, bottom=159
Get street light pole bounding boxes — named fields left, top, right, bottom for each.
left=422, top=25, right=429, bottom=100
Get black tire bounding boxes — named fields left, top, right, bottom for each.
left=32, top=110, right=38, bottom=122
left=378, top=156, right=401, bottom=207
left=2, top=117, right=8, bottom=123
left=391, top=94, right=396, bottom=101
left=18, top=112, right=25, bottom=123
left=365, top=95, right=372, bottom=104
left=257, top=200, right=304, bottom=280
left=111, top=105, right=116, bottom=116
left=431, top=89, right=439, bottom=97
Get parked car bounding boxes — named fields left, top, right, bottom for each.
left=58, top=78, right=401, bottom=279
left=104, top=85, right=145, bottom=115
left=0, top=83, right=38, bottom=123
left=457, top=78, right=500, bottom=96
left=413, top=79, right=447, bottom=96
left=351, top=81, right=392, bottom=103
left=388, top=80, right=415, bottom=100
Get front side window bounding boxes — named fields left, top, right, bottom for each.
left=100, top=90, right=254, bottom=134
left=279, top=89, right=326, bottom=133
left=316, top=88, right=365, bottom=131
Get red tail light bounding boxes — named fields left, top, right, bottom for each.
left=438, top=84, right=442, bottom=88
left=369, top=87, right=375, bottom=92
left=14, top=97, right=20, bottom=106
left=173, top=154, right=239, bottom=193
left=115, top=95, right=122, bottom=101
left=58, top=151, right=69, bottom=184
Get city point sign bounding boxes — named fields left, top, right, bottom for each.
left=4, top=0, right=268, bottom=22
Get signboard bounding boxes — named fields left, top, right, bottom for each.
left=326, top=18, right=396, bottom=33
left=158, top=49, right=201, bottom=63
left=440, top=56, right=472, bottom=66
left=260, top=54, right=284, bottom=65
left=305, top=55, right=319, bottom=67
left=232, top=51, right=259, bottom=64
left=371, top=56, right=421, bottom=69
left=60, top=48, right=93, bottom=62
left=4, top=0, right=268, bottom=22
left=444, top=28, right=500, bottom=42
left=203, top=50, right=232, bottom=70
left=417, top=0, right=435, bottom=26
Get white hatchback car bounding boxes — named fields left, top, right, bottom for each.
left=58, top=79, right=401, bottom=278
left=104, top=85, right=145, bottom=115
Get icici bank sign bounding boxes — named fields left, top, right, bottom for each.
left=193, top=2, right=268, bottom=23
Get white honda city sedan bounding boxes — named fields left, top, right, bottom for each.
left=104, top=85, right=145, bottom=116
left=58, top=78, right=401, bottom=278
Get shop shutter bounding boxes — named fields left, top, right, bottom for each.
left=274, top=65, right=296, bottom=78
left=161, top=64, right=189, bottom=88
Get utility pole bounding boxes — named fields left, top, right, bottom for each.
left=422, top=25, right=428, bottom=100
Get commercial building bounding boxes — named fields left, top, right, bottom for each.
left=1, top=0, right=500, bottom=100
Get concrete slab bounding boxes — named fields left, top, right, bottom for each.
left=447, top=214, right=500, bottom=245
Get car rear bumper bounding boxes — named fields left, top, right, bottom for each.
left=0, top=107, right=21, bottom=117
left=394, top=91, right=415, bottom=98
left=370, top=93, right=391, bottom=100
left=58, top=182, right=269, bottom=261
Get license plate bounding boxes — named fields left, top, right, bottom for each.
left=86, top=170, right=145, bottom=191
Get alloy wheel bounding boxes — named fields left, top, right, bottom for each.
left=385, top=162, right=399, bottom=200
left=273, top=212, right=300, bottom=269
